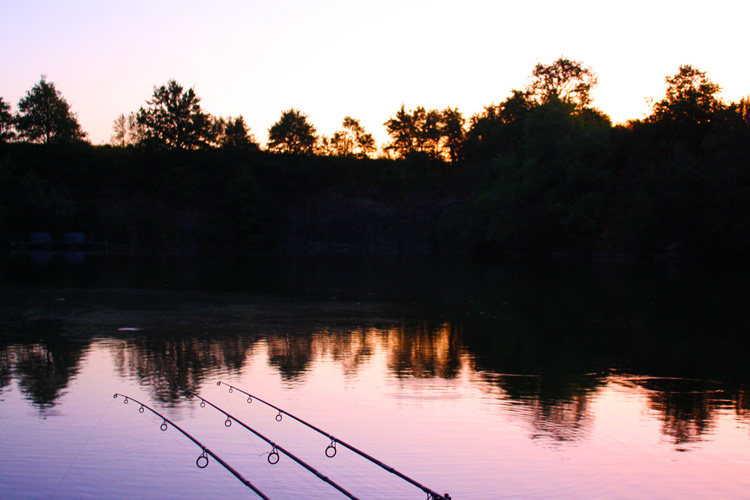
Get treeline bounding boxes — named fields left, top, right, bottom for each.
left=1, top=59, right=749, bottom=257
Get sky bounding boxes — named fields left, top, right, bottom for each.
left=1, top=0, right=748, bottom=147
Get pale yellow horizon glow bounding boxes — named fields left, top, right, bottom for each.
left=1, top=0, right=748, bottom=147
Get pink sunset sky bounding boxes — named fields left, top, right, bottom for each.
left=2, top=0, right=748, bottom=146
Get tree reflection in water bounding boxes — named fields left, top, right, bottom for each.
left=314, top=327, right=373, bottom=377
left=267, top=334, right=315, bottom=380
left=616, top=377, right=743, bottom=447
left=385, top=323, right=462, bottom=379
left=1, top=316, right=748, bottom=447
left=0, top=346, right=11, bottom=392
left=528, top=392, right=593, bottom=444
left=264, top=323, right=463, bottom=381
left=0, top=340, right=86, bottom=410
left=110, top=336, right=259, bottom=403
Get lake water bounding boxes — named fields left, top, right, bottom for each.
left=1, top=254, right=749, bottom=499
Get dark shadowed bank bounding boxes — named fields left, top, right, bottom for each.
left=0, top=144, right=467, bottom=255
left=3, top=62, right=749, bottom=259
left=1, top=105, right=749, bottom=260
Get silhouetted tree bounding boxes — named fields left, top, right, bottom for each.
left=440, top=107, right=465, bottom=163
left=267, top=108, right=317, bottom=154
left=418, top=108, right=443, bottom=157
left=474, top=96, right=614, bottom=253
left=110, top=112, right=140, bottom=147
left=14, top=77, right=87, bottom=144
left=464, top=90, right=533, bottom=160
left=136, top=80, right=214, bottom=149
left=343, top=116, right=376, bottom=158
left=324, top=131, right=354, bottom=157
left=384, top=105, right=446, bottom=159
left=647, top=65, right=723, bottom=126
left=111, top=114, right=128, bottom=147
left=528, top=57, right=597, bottom=109
left=315, top=135, right=334, bottom=156
left=737, top=97, right=750, bottom=126
left=320, top=116, right=376, bottom=158
left=0, top=97, right=14, bottom=142
left=613, top=68, right=750, bottom=256
left=217, top=116, right=259, bottom=150
left=384, top=105, right=415, bottom=157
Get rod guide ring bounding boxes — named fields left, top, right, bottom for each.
left=196, top=451, right=209, bottom=469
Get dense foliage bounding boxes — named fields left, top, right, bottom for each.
left=13, top=77, right=86, bottom=144
left=136, top=80, right=214, bottom=150
left=267, top=109, right=317, bottom=154
left=2, top=61, right=749, bottom=258
left=0, top=97, right=14, bottom=142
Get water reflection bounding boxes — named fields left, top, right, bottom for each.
left=263, top=323, right=465, bottom=381
left=110, top=336, right=259, bottom=402
left=2, top=254, right=750, bottom=453
left=0, top=340, right=86, bottom=409
left=618, top=377, right=744, bottom=447
left=386, top=323, right=463, bottom=379
left=2, top=321, right=748, bottom=450
left=314, top=327, right=374, bottom=376
left=267, top=334, right=315, bottom=380
left=531, top=380, right=597, bottom=445
left=0, top=345, right=12, bottom=392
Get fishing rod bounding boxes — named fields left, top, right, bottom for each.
left=216, top=381, right=452, bottom=500
left=178, top=386, right=360, bottom=500
left=112, top=393, right=270, bottom=500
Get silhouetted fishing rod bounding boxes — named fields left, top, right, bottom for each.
left=112, top=394, right=270, bottom=499
left=178, top=386, right=360, bottom=500
left=216, top=381, right=452, bottom=500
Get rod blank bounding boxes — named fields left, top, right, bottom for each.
left=113, top=393, right=271, bottom=500
left=179, top=386, right=360, bottom=500
left=216, top=381, right=451, bottom=500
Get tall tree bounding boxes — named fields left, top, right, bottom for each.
left=528, top=57, right=597, bottom=108
left=384, top=105, right=442, bottom=158
left=218, top=116, right=259, bottom=150
left=647, top=65, right=723, bottom=126
left=385, top=105, right=463, bottom=161
left=475, top=97, right=614, bottom=253
left=419, top=108, right=444, bottom=157
left=464, top=90, right=534, bottom=161
left=267, top=109, right=317, bottom=154
left=736, top=97, right=750, bottom=127
left=343, top=116, right=376, bottom=158
left=136, top=80, right=213, bottom=149
left=322, top=116, right=376, bottom=158
left=384, top=105, right=415, bottom=157
left=14, top=77, right=86, bottom=144
left=110, top=112, right=140, bottom=147
left=0, top=97, right=14, bottom=142
left=111, top=114, right=128, bottom=147
left=316, top=131, right=348, bottom=157
left=440, top=107, right=465, bottom=163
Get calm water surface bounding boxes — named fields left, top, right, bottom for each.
left=1, top=255, right=749, bottom=499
